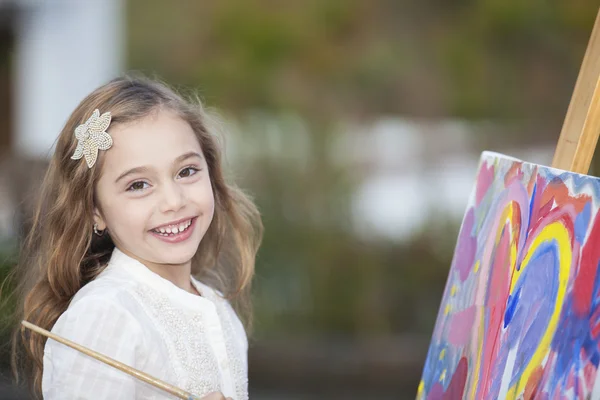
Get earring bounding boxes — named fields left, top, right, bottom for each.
left=93, top=223, right=105, bottom=237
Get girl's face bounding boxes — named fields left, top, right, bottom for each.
left=93, top=109, right=215, bottom=268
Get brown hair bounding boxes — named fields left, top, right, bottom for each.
left=10, top=75, right=263, bottom=397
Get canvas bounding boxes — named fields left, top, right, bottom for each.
left=418, top=152, right=600, bottom=400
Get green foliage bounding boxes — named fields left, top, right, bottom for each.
left=0, top=243, right=17, bottom=371
left=128, top=0, right=598, bottom=119
left=124, top=0, right=600, bottom=337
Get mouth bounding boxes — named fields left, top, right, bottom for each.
left=150, top=217, right=196, bottom=237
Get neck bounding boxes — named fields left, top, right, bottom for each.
left=145, top=260, right=194, bottom=292
left=119, top=247, right=197, bottom=295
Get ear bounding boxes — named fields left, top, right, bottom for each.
left=93, top=207, right=107, bottom=231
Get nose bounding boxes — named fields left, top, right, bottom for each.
left=158, top=181, right=185, bottom=213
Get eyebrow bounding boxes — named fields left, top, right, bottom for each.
left=114, top=151, right=203, bottom=184
left=176, top=151, right=203, bottom=164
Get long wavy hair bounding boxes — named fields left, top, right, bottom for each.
left=10, top=75, right=263, bottom=398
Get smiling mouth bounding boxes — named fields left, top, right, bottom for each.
left=151, top=218, right=194, bottom=236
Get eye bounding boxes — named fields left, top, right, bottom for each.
left=178, top=166, right=199, bottom=178
left=127, top=181, right=149, bottom=191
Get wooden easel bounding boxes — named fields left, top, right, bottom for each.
left=551, top=9, right=600, bottom=173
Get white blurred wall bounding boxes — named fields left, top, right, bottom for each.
left=13, top=0, right=124, bottom=158
left=0, top=0, right=123, bottom=241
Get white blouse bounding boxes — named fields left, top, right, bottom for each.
left=42, top=248, right=248, bottom=399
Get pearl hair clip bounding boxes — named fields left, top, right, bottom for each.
left=71, top=109, right=113, bottom=168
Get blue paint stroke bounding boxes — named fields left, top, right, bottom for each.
left=574, top=202, right=591, bottom=244
left=504, top=287, right=521, bottom=328
left=506, top=241, right=559, bottom=389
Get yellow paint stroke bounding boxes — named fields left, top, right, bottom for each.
left=469, top=308, right=485, bottom=399
left=417, top=380, right=424, bottom=399
left=451, top=284, right=458, bottom=296
left=439, top=348, right=446, bottom=360
left=506, top=221, right=572, bottom=398
left=474, top=260, right=480, bottom=273
left=440, top=369, right=447, bottom=382
left=444, top=303, right=452, bottom=316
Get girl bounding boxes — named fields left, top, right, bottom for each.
left=11, top=76, right=263, bottom=399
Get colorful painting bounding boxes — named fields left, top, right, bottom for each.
left=418, top=152, right=600, bottom=400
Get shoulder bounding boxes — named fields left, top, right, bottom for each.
left=46, top=291, right=149, bottom=372
left=42, top=275, right=147, bottom=399
left=51, top=295, right=144, bottom=342
left=69, top=262, right=147, bottom=314
left=50, top=270, right=146, bottom=342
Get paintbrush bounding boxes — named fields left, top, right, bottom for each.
left=21, top=320, right=201, bottom=400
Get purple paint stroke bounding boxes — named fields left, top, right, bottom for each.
left=455, top=208, right=477, bottom=282
left=448, top=306, right=477, bottom=346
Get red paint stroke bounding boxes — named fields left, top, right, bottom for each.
left=524, top=365, right=544, bottom=400
left=573, top=210, right=600, bottom=316
left=426, top=358, right=470, bottom=400
left=526, top=166, right=538, bottom=197
left=476, top=162, right=495, bottom=205
left=591, top=304, right=600, bottom=338
left=584, top=363, right=595, bottom=388
left=510, top=201, right=522, bottom=246
left=443, top=357, right=468, bottom=400
left=480, top=224, right=513, bottom=397
left=504, top=162, right=524, bottom=187
left=528, top=175, right=549, bottom=227
left=541, top=180, right=590, bottom=214
left=525, top=208, right=575, bottom=258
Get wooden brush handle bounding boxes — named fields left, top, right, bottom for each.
left=21, top=320, right=201, bottom=400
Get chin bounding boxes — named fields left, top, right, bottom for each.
left=146, top=233, right=202, bottom=260
left=161, top=248, right=198, bottom=265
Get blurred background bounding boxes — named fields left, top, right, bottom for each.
left=0, top=1, right=598, bottom=399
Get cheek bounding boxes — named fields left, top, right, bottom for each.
left=191, top=178, right=215, bottom=213
left=103, top=196, right=151, bottom=234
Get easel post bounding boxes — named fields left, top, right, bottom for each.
left=551, top=8, right=600, bottom=174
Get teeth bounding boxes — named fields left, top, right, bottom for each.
left=153, top=219, right=193, bottom=236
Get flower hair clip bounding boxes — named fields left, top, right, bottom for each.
left=71, top=109, right=113, bottom=168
